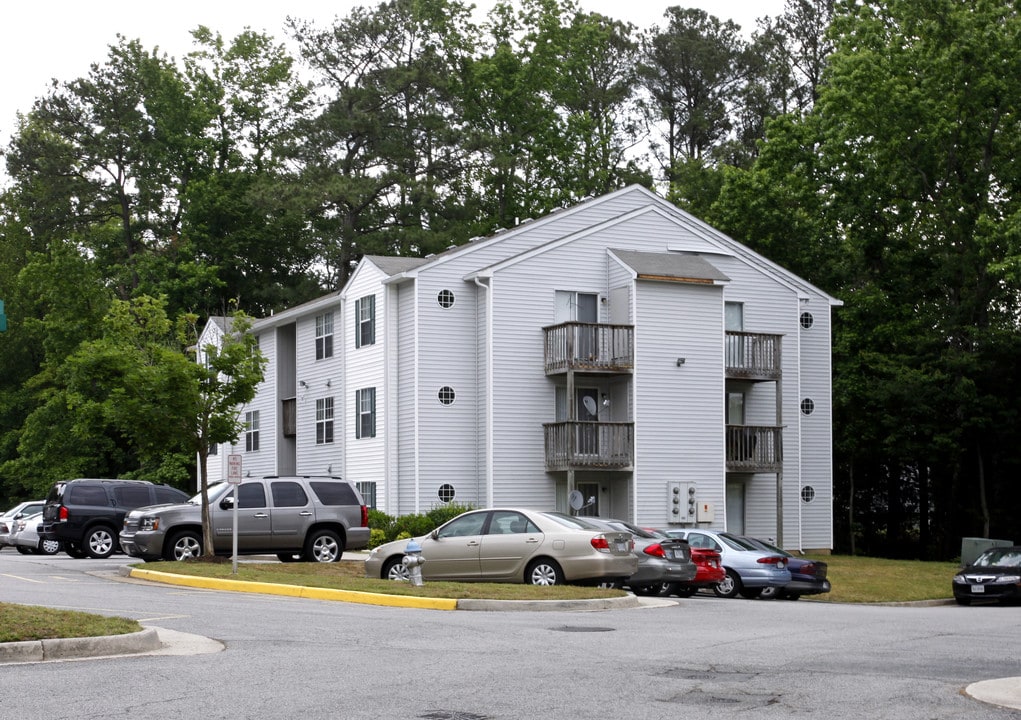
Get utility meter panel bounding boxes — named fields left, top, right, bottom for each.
left=666, top=482, right=697, bottom=524
left=697, top=501, right=715, bottom=523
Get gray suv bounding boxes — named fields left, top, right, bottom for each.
left=119, top=476, right=370, bottom=563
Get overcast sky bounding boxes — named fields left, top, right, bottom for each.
left=1, top=0, right=785, bottom=151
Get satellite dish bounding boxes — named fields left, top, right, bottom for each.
left=568, top=490, right=584, bottom=510
left=582, top=395, right=598, bottom=416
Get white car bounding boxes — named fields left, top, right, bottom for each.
left=0, top=500, right=45, bottom=549
left=12, top=512, right=62, bottom=555
left=365, top=508, right=637, bottom=586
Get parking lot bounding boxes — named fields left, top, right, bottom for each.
left=2, top=550, right=1019, bottom=719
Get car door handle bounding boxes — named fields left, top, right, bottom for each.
left=299, top=511, right=313, bottom=516
left=466, top=541, right=479, bottom=547
left=524, top=537, right=539, bottom=544
left=252, top=513, right=269, bottom=519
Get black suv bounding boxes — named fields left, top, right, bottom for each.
left=41, top=478, right=190, bottom=559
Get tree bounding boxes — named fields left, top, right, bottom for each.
left=184, top=311, right=266, bottom=558
left=637, top=7, right=749, bottom=185
left=286, top=0, right=477, bottom=286
left=815, top=0, right=1021, bottom=555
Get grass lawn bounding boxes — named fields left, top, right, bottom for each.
left=1, top=554, right=961, bottom=644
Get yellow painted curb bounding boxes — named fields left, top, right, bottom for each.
left=128, top=568, right=458, bottom=611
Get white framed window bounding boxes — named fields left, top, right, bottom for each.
left=357, top=481, right=377, bottom=509
left=438, top=386, right=455, bottom=405
left=245, top=410, right=260, bottom=452
left=355, top=295, right=375, bottom=348
left=437, top=289, right=455, bottom=308
left=356, top=387, right=376, bottom=438
left=315, top=312, right=334, bottom=360
left=801, top=398, right=815, bottom=415
left=316, top=397, right=334, bottom=444
left=800, top=311, right=814, bottom=329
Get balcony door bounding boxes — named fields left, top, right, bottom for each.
left=556, top=290, right=598, bottom=360
left=556, top=386, right=600, bottom=457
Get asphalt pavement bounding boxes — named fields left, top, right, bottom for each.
left=2, top=551, right=1019, bottom=714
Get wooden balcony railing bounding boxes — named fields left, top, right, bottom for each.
left=725, top=331, right=782, bottom=380
left=544, top=322, right=634, bottom=374
left=726, top=425, right=783, bottom=472
left=543, top=421, right=634, bottom=470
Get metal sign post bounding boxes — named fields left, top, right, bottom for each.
left=227, top=454, right=242, bottom=574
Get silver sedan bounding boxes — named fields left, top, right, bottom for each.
left=365, top=508, right=637, bottom=586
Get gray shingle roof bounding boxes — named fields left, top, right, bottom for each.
left=610, top=249, right=730, bottom=284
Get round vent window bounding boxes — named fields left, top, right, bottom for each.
left=800, top=398, right=815, bottom=415
left=438, top=386, right=455, bottom=405
left=801, top=486, right=816, bottom=503
left=800, top=312, right=814, bottom=329
left=438, top=484, right=456, bottom=503
left=437, top=290, right=455, bottom=308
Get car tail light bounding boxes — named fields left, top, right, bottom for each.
left=643, top=543, right=667, bottom=558
left=360, top=505, right=368, bottom=528
left=590, top=536, right=610, bottom=552
left=801, top=562, right=816, bottom=574
left=757, top=555, right=787, bottom=570
left=59, top=506, right=69, bottom=522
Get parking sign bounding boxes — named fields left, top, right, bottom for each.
left=227, top=454, right=243, bottom=484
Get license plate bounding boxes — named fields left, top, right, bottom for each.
left=615, top=542, right=628, bottom=553
left=972, top=585, right=985, bottom=594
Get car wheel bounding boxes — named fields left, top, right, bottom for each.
left=304, top=529, right=343, bottom=563
left=382, top=556, right=410, bottom=581
left=164, top=530, right=202, bottom=561
left=670, top=584, right=697, bottom=598
left=65, top=543, right=86, bottom=559
left=713, top=569, right=742, bottom=598
left=38, top=538, right=61, bottom=555
left=526, top=558, right=563, bottom=586
left=277, top=553, right=302, bottom=563
left=739, top=587, right=763, bottom=599
left=85, top=526, right=117, bottom=559
left=760, top=585, right=778, bottom=600
left=631, top=584, right=662, bottom=596
left=955, top=596, right=971, bottom=606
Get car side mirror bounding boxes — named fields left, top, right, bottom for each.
left=431, top=530, right=440, bottom=540
left=220, top=496, right=235, bottom=510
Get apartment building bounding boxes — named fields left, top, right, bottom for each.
left=205, top=185, right=840, bottom=551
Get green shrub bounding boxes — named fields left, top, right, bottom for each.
left=366, top=503, right=476, bottom=543
left=368, top=528, right=387, bottom=549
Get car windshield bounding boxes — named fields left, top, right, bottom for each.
left=605, top=521, right=658, bottom=539
left=188, top=483, right=231, bottom=504
left=719, top=533, right=762, bottom=551
left=541, top=512, right=600, bottom=530
left=740, top=536, right=793, bottom=557
left=974, top=548, right=1021, bottom=568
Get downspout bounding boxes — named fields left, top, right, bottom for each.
left=474, top=276, right=494, bottom=506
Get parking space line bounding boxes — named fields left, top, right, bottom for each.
left=0, top=573, right=45, bottom=583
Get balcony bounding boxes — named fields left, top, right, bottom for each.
left=544, top=322, right=634, bottom=374
left=726, top=425, right=783, bottom=472
left=726, top=332, right=782, bottom=381
left=543, top=421, right=634, bottom=470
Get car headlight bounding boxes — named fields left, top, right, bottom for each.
left=997, top=575, right=1021, bottom=584
left=952, top=574, right=966, bottom=584
left=140, top=517, right=160, bottom=531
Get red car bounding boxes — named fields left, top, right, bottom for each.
left=648, top=529, right=726, bottom=597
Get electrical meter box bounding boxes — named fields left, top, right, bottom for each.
left=666, top=482, right=697, bottom=523
left=697, top=501, right=715, bottom=523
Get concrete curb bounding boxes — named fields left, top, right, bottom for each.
left=124, top=565, right=645, bottom=611
left=0, top=627, right=160, bottom=664
left=965, top=677, right=1021, bottom=711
